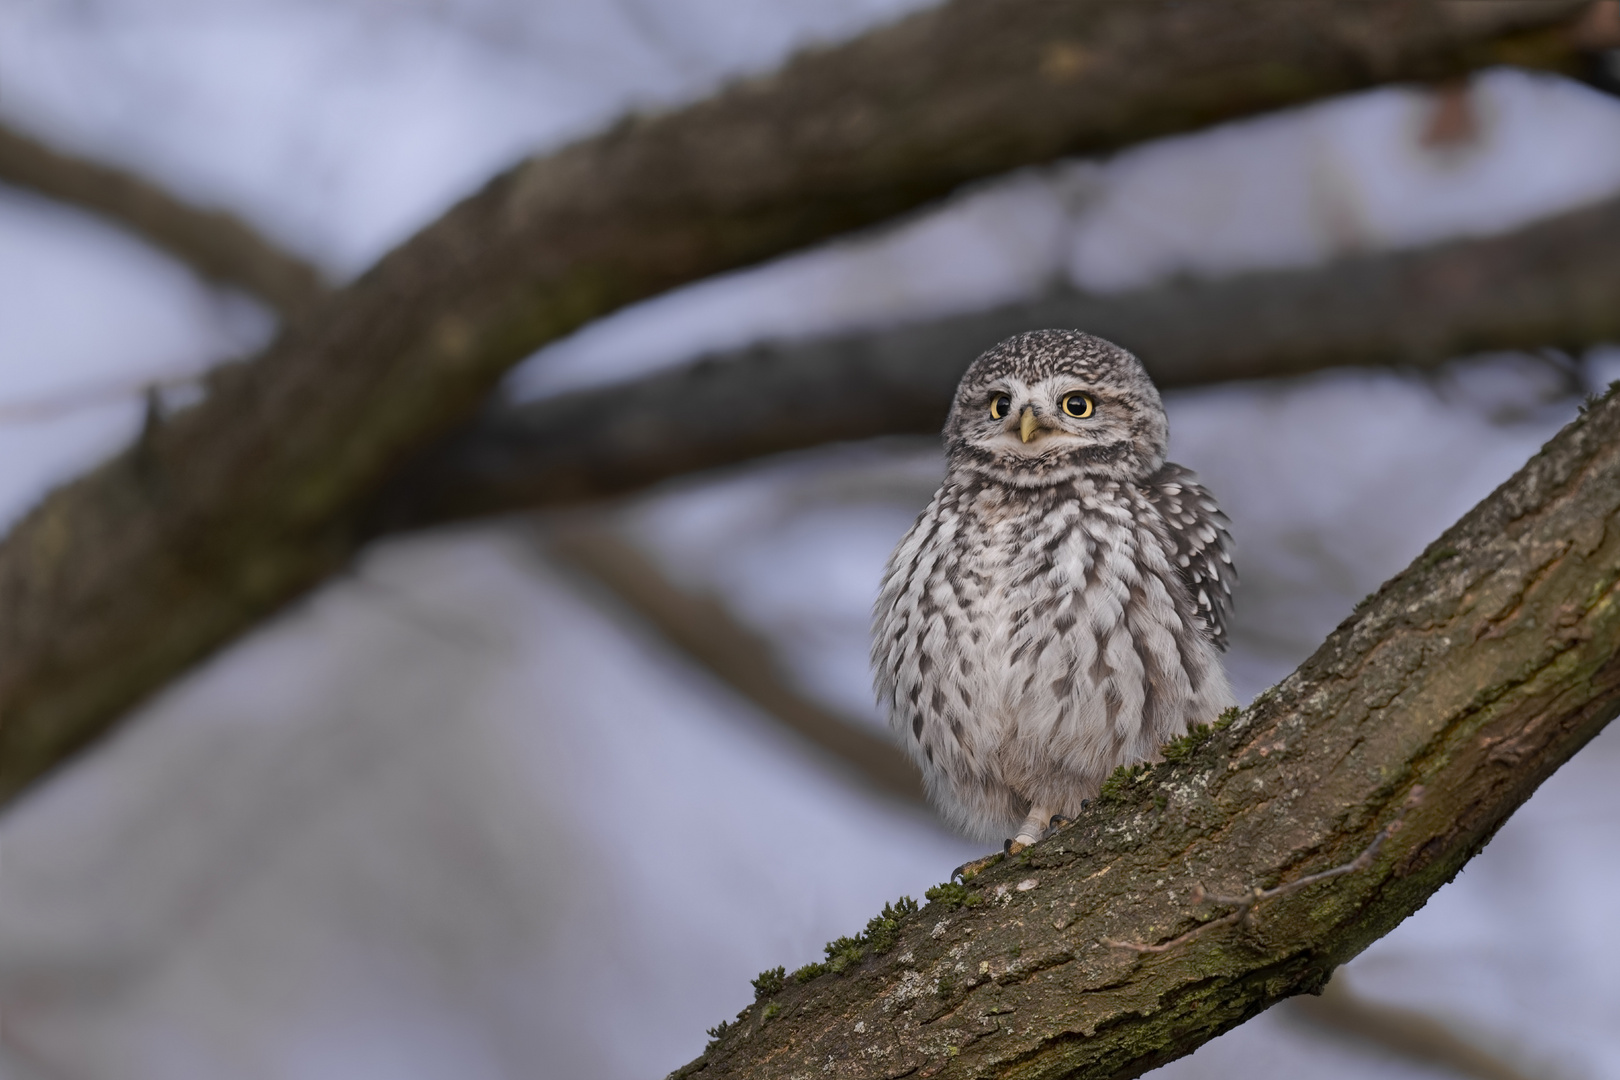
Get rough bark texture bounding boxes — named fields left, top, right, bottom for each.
left=677, top=388, right=1620, bottom=1078
left=0, top=0, right=1594, bottom=807
left=383, top=191, right=1620, bottom=525
left=0, top=122, right=327, bottom=315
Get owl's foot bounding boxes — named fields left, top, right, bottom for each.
left=951, top=836, right=1030, bottom=880
left=1012, top=804, right=1058, bottom=848
left=952, top=806, right=1076, bottom=880
left=951, top=851, right=1005, bottom=881
left=1046, top=799, right=1092, bottom=833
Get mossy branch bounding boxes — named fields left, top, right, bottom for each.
left=673, top=387, right=1620, bottom=1078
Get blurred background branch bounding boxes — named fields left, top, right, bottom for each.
left=382, top=191, right=1620, bottom=525
left=1287, top=978, right=1540, bottom=1080
left=545, top=519, right=925, bottom=806
left=3, top=0, right=1597, bottom=809
left=3, top=3, right=1620, bottom=1078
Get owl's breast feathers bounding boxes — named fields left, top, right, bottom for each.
left=872, top=463, right=1236, bottom=840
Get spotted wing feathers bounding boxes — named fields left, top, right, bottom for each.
left=1145, top=463, right=1235, bottom=651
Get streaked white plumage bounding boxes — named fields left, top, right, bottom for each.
left=872, top=330, right=1234, bottom=845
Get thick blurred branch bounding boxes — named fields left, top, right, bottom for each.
left=0, top=0, right=1596, bottom=806
left=384, top=191, right=1620, bottom=525
left=1288, top=979, right=1538, bottom=1080
left=680, top=385, right=1620, bottom=1080
left=0, top=123, right=326, bottom=315
left=547, top=522, right=925, bottom=806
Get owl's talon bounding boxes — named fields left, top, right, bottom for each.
left=952, top=852, right=1004, bottom=881
left=1047, top=814, right=1074, bottom=830
left=1006, top=838, right=1030, bottom=855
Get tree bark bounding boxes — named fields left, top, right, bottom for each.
left=0, top=0, right=1596, bottom=807
left=382, top=191, right=1620, bottom=526
left=677, top=387, right=1620, bottom=1078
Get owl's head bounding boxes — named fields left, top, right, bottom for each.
left=942, top=330, right=1168, bottom=487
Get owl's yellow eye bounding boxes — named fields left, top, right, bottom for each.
left=989, top=392, right=1011, bottom=419
left=1061, top=392, right=1094, bottom=419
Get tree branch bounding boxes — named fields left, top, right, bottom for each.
left=0, top=123, right=327, bottom=316
left=1100, top=792, right=1419, bottom=954
left=0, top=0, right=1595, bottom=807
left=383, top=190, right=1620, bottom=525
left=678, top=387, right=1620, bottom=1078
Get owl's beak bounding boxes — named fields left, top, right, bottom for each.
left=1019, top=407, right=1040, bottom=443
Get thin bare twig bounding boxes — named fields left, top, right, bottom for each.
left=0, top=123, right=326, bottom=315
left=0, top=367, right=208, bottom=426
left=1105, top=788, right=1425, bottom=953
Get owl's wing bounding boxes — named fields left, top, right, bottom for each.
left=1145, top=463, right=1235, bottom=651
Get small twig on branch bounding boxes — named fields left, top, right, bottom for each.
left=0, top=366, right=208, bottom=426
left=0, top=122, right=327, bottom=315
left=1106, top=787, right=1423, bottom=954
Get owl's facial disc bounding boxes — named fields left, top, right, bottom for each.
left=949, top=375, right=1163, bottom=485
left=944, top=331, right=1170, bottom=486
left=979, top=379, right=1103, bottom=454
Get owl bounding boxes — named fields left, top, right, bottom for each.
left=872, top=330, right=1235, bottom=851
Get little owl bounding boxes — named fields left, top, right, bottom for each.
left=872, top=330, right=1235, bottom=853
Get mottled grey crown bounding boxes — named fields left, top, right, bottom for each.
left=943, top=330, right=1168, bottom=486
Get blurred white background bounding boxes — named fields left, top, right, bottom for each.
left=1, top=3, right=1618, bottom=1078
